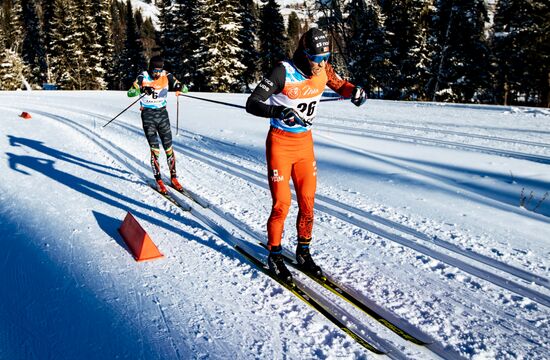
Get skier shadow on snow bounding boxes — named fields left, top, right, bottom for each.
left=8, top=135, right=131, bottom=178
left=5, top=149, right=237, bottom=261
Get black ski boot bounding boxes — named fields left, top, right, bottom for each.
left=267, top=245, right=293, bottom=284
left=296, top=239, right=323, bottom=278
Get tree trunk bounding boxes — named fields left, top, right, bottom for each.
left=503, top=81, right=510, bottom=106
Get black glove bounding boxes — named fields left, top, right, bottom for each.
left=173, top=82, right=182, bottom=91
left=141, top=86, right=154, bottom=95
left=351, top=86, right=367, bottom=107
left=280, top=107, right=307, bottom=127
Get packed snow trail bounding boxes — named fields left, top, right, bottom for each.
left=1, top=92, right=549, bottom=359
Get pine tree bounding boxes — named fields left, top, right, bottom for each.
left=90, top=0, right=113, bottom=89
left=426, top=0, right=490, bottom=103
left=491, top=0, right=550, bottom=106
left=0, top=18, right=30, bottom=90
left=48, top=0, right=82, bottom=89
left=258, top=0, right=287, bottom=75
left=170, top=0, right=192, bottom=79
left=108, top=0, right=126, bottom=89
left=539, top=2, right=550, bottom=107
left=173, top=0, right=201, bottom=86
left=0, top=10, right=4, bottom=54
left=157, top=0, right=176, bottom=67
left=414, top=1, right=436, bottom=100
left=20, top=0, right=47, bottom=87
left=0, top=48, right=30, bottom=90
left=42, top=0, right=55, bottom=75
left=120, top=0, right=145, bottom=89
left=194, top=0, right=246, bottom=92
left=287, top=11, right=301, bottom=52
left=1, top=0, right=22, bottom=50
left=346, top=0, right=392, bottom=98
left=380, top=0, right=429, bottom=99
left=73, top=0, right=105, bottom=89
left=238, top=0, right=259, bottom=91
left=140, top=16, right=157, bottom=61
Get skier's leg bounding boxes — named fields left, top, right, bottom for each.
left=291, top=133, right=322, bottom=276
left=266, top=130, right=293, bottom=250
left=157, top=108, right=180, bottom=183
left=142, top=109, right=162, bottom=180
left=292, top=132, right=317, bottom=241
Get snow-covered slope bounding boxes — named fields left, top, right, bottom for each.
left=1, top=91, right=548, bottom=359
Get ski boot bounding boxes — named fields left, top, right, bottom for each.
left=156, top=179, right=168, bottom=195
left=267, top=245, right=293, bottom=284
left=171, top=176, right=184, bottom=192
left=296, top=238, right=323, bottom=278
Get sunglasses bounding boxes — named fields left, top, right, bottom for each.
left=152, top=68, right=163, bottom=74
left=304, top=51, right=330, bottom=64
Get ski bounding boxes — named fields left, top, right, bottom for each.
left=171, top=185, right=209, bottom=208
left=259, top=243, right=432, bottom=346
left=234, top=244, right=386, bottom=354
left=149, top=184, right=192, bottom=211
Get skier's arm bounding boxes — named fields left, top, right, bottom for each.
left=326, top=63, right=366, bottom=106
left=325, top=63, right=355, bottom=98
left=246, top=63, right=286, bottom=118
left=167, top=73, right=188, bottom=95
left=127, top=74, right=145, bottom=97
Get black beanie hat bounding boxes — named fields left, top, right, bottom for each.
left=302, top=28, right=330, bottom=55
left=148, top=55, right=164, bottom=72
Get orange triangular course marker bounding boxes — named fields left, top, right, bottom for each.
left=118, top=212, right=164, bottom=262
left=19, top=112, right=31, bottom=119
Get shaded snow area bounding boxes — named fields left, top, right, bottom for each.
left=1, top=91, right=549, bottom=359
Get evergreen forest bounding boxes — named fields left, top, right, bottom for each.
left=0, top=0, right=548, bottom=106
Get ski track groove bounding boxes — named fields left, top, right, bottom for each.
left=319, top=116, right=550, bottom=149
left=313, top=122, right=550, bottom=165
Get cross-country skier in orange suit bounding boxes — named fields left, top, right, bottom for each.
left=245, top=28, right=367, bottom=283
left=127, top=55, right=188, bottom=195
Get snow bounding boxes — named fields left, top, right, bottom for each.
left=1, top=91, right=549, bottom=359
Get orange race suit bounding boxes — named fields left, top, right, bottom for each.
left=246, top=58, right=355, bottom=249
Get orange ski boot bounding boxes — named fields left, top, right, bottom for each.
left=171, top=177, right=184, bottom=192
left=156, top=179, right=168, bottom=195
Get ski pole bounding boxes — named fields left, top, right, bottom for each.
left=320, top=97, right=345, bottom=102
left=176, top=93, right=180, bottom=136
left=102, top=94, right=145, bottom=128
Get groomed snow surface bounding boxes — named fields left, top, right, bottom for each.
left=1, top=91, right=549, bottom=359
